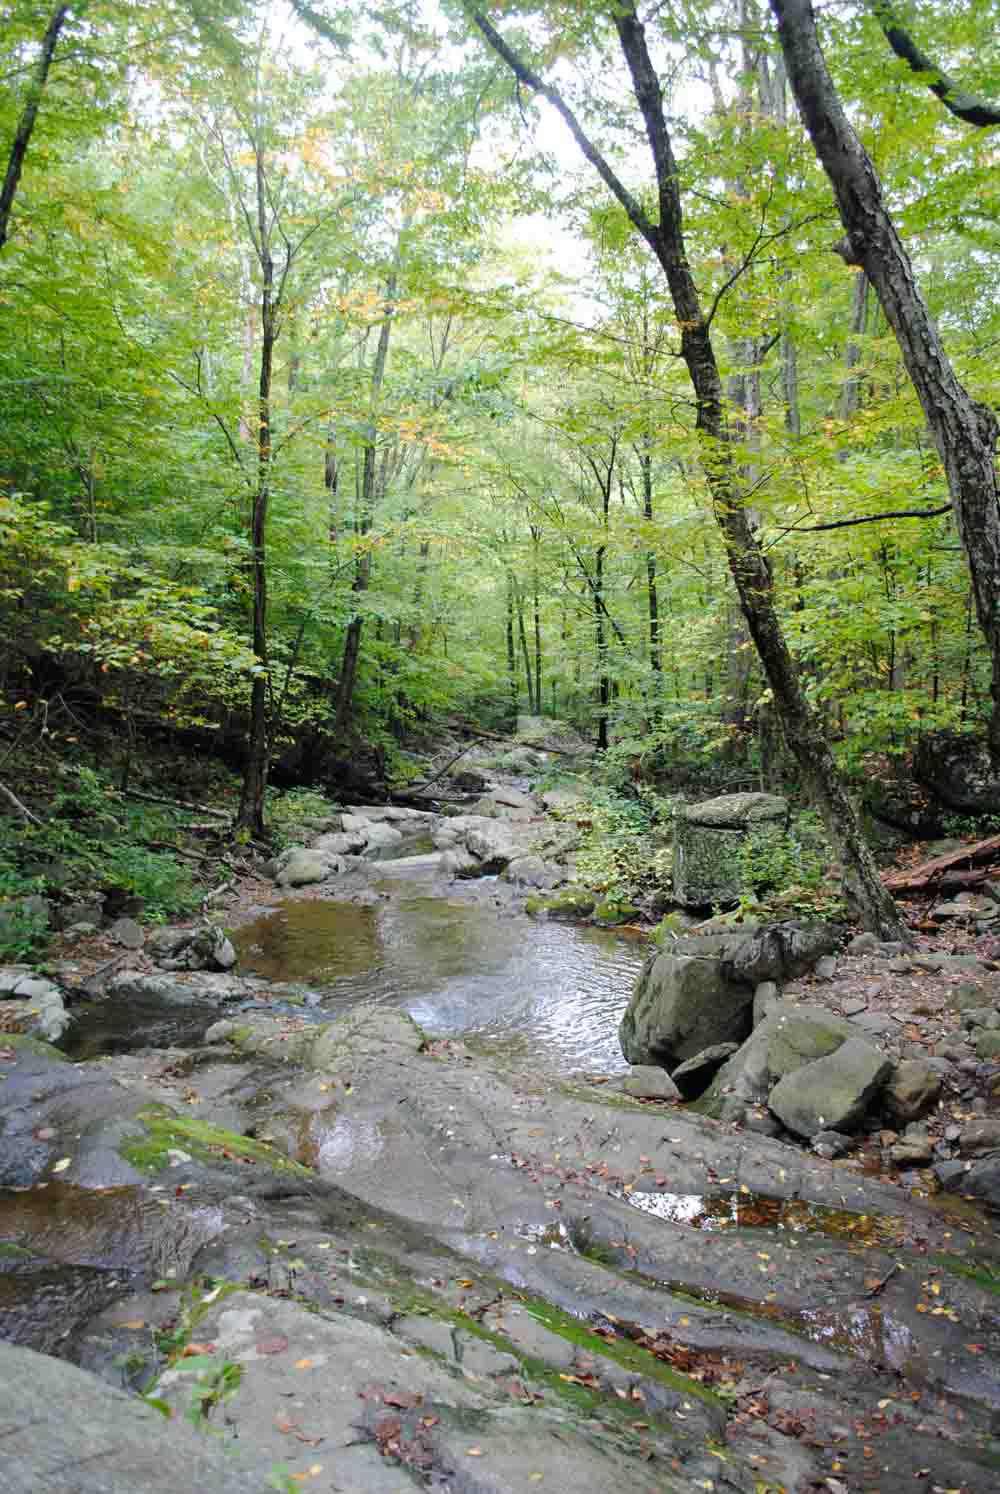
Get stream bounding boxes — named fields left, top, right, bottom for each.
left=231, top=875, right=649, bottom=1073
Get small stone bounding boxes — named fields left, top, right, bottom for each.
left=108, top=916, right=144, bottom=951
left=975, top=1031, right=1000, bottom=1060
left=945, top=1125, right=961, bottom=1142
left=840, top=997, right=868, bottom=1017
left=886, top=956, right=913, bottom=974
left=813, top=955, right=838, bottom=981
left=876, top=940, right=905, bottom=956
left=743, top=1106, right=780, bottom=1136
left=934, top=1159, right=969, bottom=1189
left=621, top=1065, right=681, bottom=1101
left=958, top=1119, right=1000, bottom=1157
left=848, top=933, right=879, bottom=955
left=811, top=1130, right=854, bottom=1159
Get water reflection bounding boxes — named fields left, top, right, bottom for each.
left=627, top=1189, right=908, bottom=1245
left=233, top=896, right=647, bottom=1072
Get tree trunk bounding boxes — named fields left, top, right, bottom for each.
left=505, top=570, right=518, bottom=726
left=333, top=272, right=397, bottom=736
left=516, top=587, right=535, bottom=714
left=772, top=0, right=1000, bottom=765
left=0, top=4, right=71, bottom=253
left=595, top=542, right=608, bottom=751
left=236, top=160, right=276, bottom=839
left=467, top=4, right=908, bottom=937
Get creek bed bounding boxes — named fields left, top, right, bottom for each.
left=232, top=889, right=648, bottom=1073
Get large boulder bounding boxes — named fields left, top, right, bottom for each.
left=148, top=923, right=237, bottom=971
left=672, top=792, right=788, bottom=907
left=619, top=933, right=753, bottom=1067
left=912, top=729, right=1000, bottom=816
left=272, top=847, right=344, bottom=887
left=618, top=921, right=842, bottom=1069
left=696, top=1001, right=854, bottom=1117
left=768, top=1037, right=892, bottom=1138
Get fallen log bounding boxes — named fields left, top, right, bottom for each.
left=882, top=832, right=1000, bottom=893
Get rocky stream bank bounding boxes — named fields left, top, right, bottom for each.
left=3, top=750, right=1000, bottom=1493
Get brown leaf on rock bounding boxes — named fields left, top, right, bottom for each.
left=384, top=1390, right=423, bottom=1409
left=256, top=1335, right=289, bottom=1355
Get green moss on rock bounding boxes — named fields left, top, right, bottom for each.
left=592, top=899, right=639, bottom=927
left=525, top=890, right=596, bottom=920
left=0, top=1032, right=70, bottom=1063
left=120, top=1105, right=311, bottom=1178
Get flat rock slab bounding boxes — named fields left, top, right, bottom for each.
left=0, top=1340, right=272, bottom=1494
left=151, top=1290, right=699, bottom=1494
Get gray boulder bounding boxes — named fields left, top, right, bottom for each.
left=272, top=847, right=344, bottom=887
left=148, top=923, right=237, bottom=971
left=358, top=820, right=404, bottom=858
left=621, top=1065, right=681, bottom=1100
left=672, top=791, right=787, bottom=907
left=108, top=916, right=144, bottom=950
left=503, top=855, right=563, bottom=889
left=619, top=934, right=753, bottom=1067
left=768, top=1037, right=892, bottom=1138
left=696, top=1001, right=854, bottom=1118
left=619, top=922, right=842, bottom=1070
left=0, top=1341, right=272, bottom=1494
left=883, top=1059, right=942, bottom=1123
left=912, top=729, right=1000, bottom=816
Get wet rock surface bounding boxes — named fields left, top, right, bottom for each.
left=6, top=769, right=1000, bottom=1492
left=3, top=988, right=1000, bottom=1492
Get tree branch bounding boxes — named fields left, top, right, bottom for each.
left=775, top=502, right=951, bottom=536
left=466, top=8, right=661, bottom=251
left=873, top=2, right=1000, bottom=128
left=0, top=4, right=71, bottom=252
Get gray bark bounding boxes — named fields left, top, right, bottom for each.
left=772, top=0, right=1000, bottom=765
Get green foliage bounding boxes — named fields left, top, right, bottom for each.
left=736, top=814, right=845, bottom=922
left=0, top=866, right=50, bottom=961
left=266, top=786, right=341, bottom=851
left=2, top=762, right=196, bottom=923
left=573, top=789, right=672, bottom=905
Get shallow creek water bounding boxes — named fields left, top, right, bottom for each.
left=232, top=882, right=648, bottom=1073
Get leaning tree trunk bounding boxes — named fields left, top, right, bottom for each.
left=469, top=2, right=908, bottom=938
left=0, top=3, right=70, bottom=253
left=333, top=273, right=397, bottom=736
left=236, top=194, right=276, bottom=839
left=771, top=0, right=1000, bottom=765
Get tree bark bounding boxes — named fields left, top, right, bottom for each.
left=873, top=2, right=1000, bottom=128
left=771, top=0, right=1000, bottom=766
left=469, top=2, right=908, bottom=938
left=333, top=271, right=397, bottom=736
left=236, top=152, right=277, bottom=838
left=0, top=3, right=71, bottom=253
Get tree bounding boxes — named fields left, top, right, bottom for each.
left=771, top=0, right=1000, bottom=766
left=467, top=2, right=907, bottom=936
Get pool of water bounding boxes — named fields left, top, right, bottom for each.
left=232, top=891, right=648, bottom=1073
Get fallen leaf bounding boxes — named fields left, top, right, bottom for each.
left=122, top=1319, right=146, bottom=1330
left=52, top=1157, right=71, bottom=1173
left=384, top=1390, right=422, bottom=1409
left=256, top=1336, right=289, bottom=1355
left=467, top=1447, right=483, bottom=1457
left=181, top=1341, right=215, bottom=1357
left=295, top=1357, right=315, bottom=1369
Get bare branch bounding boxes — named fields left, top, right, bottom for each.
left=775, top=502, right=951, bottom=537
left=874, top=2, right=1000, bottom=128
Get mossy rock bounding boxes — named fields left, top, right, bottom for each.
left=120, top=1104, right=312, bottom=1178
left=0, top=1032, right=70, bottom=1063
left=525, top=890, right=596, bottom=921
left=592, top=899, right=639, bottom=927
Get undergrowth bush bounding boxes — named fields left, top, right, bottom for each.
left=736, top=812, right=844, bottom=921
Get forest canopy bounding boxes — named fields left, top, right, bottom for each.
left=2, top=1, right=998, bottom=884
